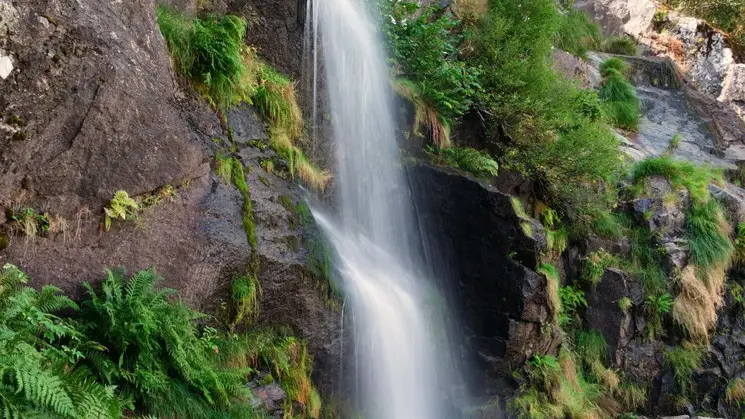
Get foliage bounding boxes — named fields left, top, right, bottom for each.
left=618, top=296, right=633, bottom=313
left=10, top=208, right=49, bottom=237
left=0, top=264, right=122, bottom=419
left=426, top=146, right=499, bottom=180
left=592, top=210, right=627, bottom=239
left=735, top=222, right=745, bottom=264
left=554, top=9, right=603, bottom=58
left=104, top=190, right=139, bottom=231
left=601, top=36, right=638, bottom=56
left=538, top=264, right=561, bottom=323
left=630, top=157, right=724, bottom=205
left=229, top=275, right=261, bottom=331
left=686, top=198, right=733, bottom=269
left=252, top=64, right=303, bottom=140
left=663, top=345, right=705, bottom=395
left=667, top=133, right=681, bottom=153
left=559, top=286, right=587, bottom=329
left=392, top=78, right=451, bottom=148
left=80, top=268, right=251, bottom=418
left=157, top=6, right=251, bottom=109
left=599, top=57, right=629, bottom=78
left=582, top=249, right=619, bottom=286
left=576, top=330, right=608, bottom=364
left=725, top=377, right=745, bottom=406
left=509, top=350, right=605, bottom=419
left=599, top=59, right=640, bottom=131
left=382, top=0, right=482, bottom=122
left=644, top=293, right=674, bottom=340
left=214, top=330, right=321, bottom=417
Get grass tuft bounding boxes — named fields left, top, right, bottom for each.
left=392, top=78, right=452, bottom=148
left=598, top=59, right=640, bottom=131
left=726, top=377, right=745, bottom=406
left=554, top=9, right=603, bottom=58
left=663, top=344, right=705, bottom=395
left=601, top=36, right=638, bottom=55
left=539, top=263, right=561, bottom=323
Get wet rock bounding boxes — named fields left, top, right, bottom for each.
left=409, top=162, right=557, bottom=385
left=585, top=268, right=635, bottom=360
left=252, top=382, right=287, bottom=412
left=618, top=341, right=663, bottom=384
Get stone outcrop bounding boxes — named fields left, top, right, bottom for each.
left=409, top=162, right=559, bottom=396
left=0, top=0, right=339, bottom=392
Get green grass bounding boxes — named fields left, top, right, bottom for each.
left=592, top=210, right=627, bottom=238
left=628, top=227, right=668, bottom=295
left=686, top=199, right=734, bottom=269
left=157, top=6, right=250, bottom=109
left=599, top=61, right=640, bottom=131
left=428, top=146, right=499, bottom=180
left=630, top=157, right=723, bottom=204
left=577, top=330, right=609, bottom=364
left=554, top=9, right=603, bottom=58
left=601, top=36, right=638, bottom=56
left=663, top=345, right=705, bottom=394
left=599, top=57, right=629, bottom=78
left=582, top=249, right=619, bottom=286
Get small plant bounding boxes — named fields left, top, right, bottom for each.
left=726, top=377, right=745, bottom=406
left=103, top=190, right=139, bottom=231
left=618, top=296, right=633, bottom=313
left=599, top=58, right=640, bottom=131
left=653, top=9, right=669, bottom=32
left=599, top=57, right=628, bottom=78
left=666, top=133, right=681, bottom=154
left=582, top=249, right=618, bottom=286
left=644, top=293, right=674, bottom=340
left=229, top=274, right=261, bottom=331
left=663, top=345, right=705, bottom=395
left=559, top=285, right=587, bottom=329
left=11, top=208, right=49, bottom=237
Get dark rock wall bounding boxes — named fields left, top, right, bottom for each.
left=409, top=162, right=557, bottom=397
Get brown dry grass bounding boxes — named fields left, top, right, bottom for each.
left=452, top=0, right=488, bottom=25
left=673, top=265, right=719, bottom=341
left=726, top=377, right=745, bottom=405
left=391, top=78, right=452, bottom=148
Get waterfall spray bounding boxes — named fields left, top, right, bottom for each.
left=307, top=0, right=451, bottom=417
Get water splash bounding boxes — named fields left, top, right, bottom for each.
left=306, top=0, right=450, bottom=417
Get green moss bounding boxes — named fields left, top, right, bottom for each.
left=230, top=158, right=257, bottom=250
left=229, top=274, right=261, bottom=331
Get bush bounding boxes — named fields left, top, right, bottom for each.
left=599, top=57, right=629, bottom=78
left=601, top=36, right=638, bottom=55
left=382, top=0, right=482, bottom=122
left=554, top=9, right=603, bottom=58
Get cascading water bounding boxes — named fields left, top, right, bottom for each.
left=306, top=0, right=451, bottom=417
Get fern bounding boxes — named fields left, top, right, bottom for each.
left=103, top=190, right=139, bottom=231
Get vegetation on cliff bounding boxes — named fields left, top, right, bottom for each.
left=0, top=264, right=322, bottom=419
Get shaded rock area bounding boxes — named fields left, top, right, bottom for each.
left=0, top=0, right=339, bottom=393
left=409, top=162, right=559, bottom=396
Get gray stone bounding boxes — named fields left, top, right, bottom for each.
left=252, top=383, right=287, bottom=412
left=585, top=268, right=635, bottom=360
left=719, top=64, right=745, bottom=104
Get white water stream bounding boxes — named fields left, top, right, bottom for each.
left=306, top=0, right=448, bottom=417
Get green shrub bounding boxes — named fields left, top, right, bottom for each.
left=81, top=268, right=249, bottom=418
left=157, top=6, right=249, bottom=109
left=644, top=293, right=674, bottom=340
left=0, top=264, right=123, bottom=418
left=382, top=0, right=482, bottom=122
left=427, top=146, right=499, bottom=179
left=554, top=9, right=603, bottom=58
left=601, top=36, right=638, bottom=55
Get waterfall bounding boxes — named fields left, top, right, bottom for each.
left=306, top=0, right=451, bottom=417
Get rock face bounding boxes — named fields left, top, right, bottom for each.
left=0, top=0, right=339, bottom=392
left=409, top=162, right=558, bottom=395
